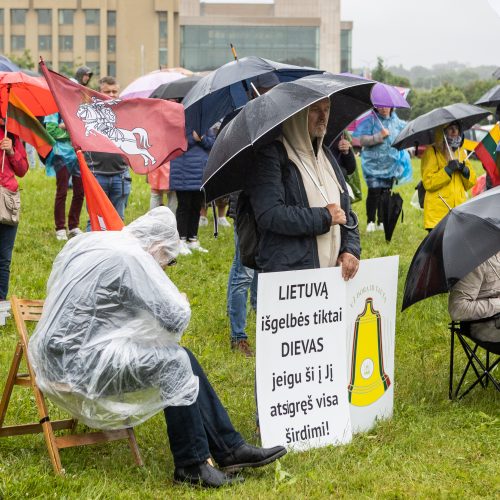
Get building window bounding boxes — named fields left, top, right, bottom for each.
left=107, top=11, right=116, bottom=27
left=87, top=62, right=100, bottom=76
left=107, top=36, right=116, bottom=53
left=340, top=29, right=352, bottom=73
left=11, top=9, right=27, bottom=25
left=181, top=25, right=319, bottom=72
left=159, top=13, right=168, bottom=67
left=37, top=9, right=52, bottom=25
left=59, top=9, right=74, bottom=25
left=86, top=36, right=100, bottom=51
left=85, top=9, right=100, bottom=25
left=107, top=62, right=116, bottom=77
left=0, top=37, right=4, bottom=53
left=11, top=35, right=26, bottom=51
left=0, top=10, right=3, bottom=25
left=59, top=35, right=73, bottom=51
left=159, top=48, right=168, bottom=67
left=38, top=35, right=52, bottom=51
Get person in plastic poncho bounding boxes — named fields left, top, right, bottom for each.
left=28, top=207, right=285, bottom=488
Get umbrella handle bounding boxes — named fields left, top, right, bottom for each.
left=342, top=210, right=359, bottom=231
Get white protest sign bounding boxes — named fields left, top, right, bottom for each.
left=256, top=267, right=352, bottom=451
left=346, top=256, right=399, bottom=433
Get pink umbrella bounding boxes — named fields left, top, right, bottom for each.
left=120, top=68, right=192, bottom=99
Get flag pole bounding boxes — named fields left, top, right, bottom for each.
left=1, top=84, right=11, bottom=173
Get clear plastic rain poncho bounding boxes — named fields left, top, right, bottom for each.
left=28, top=207, right=199, bottom=430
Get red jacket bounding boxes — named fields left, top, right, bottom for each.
left=0, top=132, right=28, bottom=192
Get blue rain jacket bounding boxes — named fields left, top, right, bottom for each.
left=353, top=111, right=406, bottom=187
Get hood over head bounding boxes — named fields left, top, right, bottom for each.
left=75, top=65, right=93, bottom=85
left=124, top=206, right=180, bottom=266
left=282, top=106, right=324, bottom=158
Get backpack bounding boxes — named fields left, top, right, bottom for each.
left=235, top=142, right=288, bottom=269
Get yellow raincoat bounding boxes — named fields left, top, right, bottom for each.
left=421, top=127, right=476, bottom=229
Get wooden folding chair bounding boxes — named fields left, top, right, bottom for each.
left=0, top=296, right=143, bottom=474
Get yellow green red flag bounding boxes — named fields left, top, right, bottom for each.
left=7, top=92, right=55, bottom=158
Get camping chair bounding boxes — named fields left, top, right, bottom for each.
left=0, top=297, right=143, bottom=474
left=449, top=320, right=500, bottom=400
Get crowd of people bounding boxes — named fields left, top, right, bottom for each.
left=1, top=63, right=499, bottom=489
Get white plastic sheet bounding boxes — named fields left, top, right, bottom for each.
left=28, top=207, right=198, bottom=429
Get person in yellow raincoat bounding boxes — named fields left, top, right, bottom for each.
left=421, top=121, right=476, bottom=230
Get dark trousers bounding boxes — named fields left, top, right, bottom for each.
left=366, top=187, right=390, bottom=224
left=164, top=348, right=244, bottom=467
left=176, top=191, right=204, bottom=240
left=54, top=167, right=84, bottom=231
left=0, top=223, right=18, bottom=300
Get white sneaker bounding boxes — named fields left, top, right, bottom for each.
left=55, top=229, right=68, bottom=241
left=68, top=227, right=83, bottom=238
left=366, top=222, right=376, bottom=233
left=217, top=217, right=231, bottom=227
left=376, top=223, right=384, bottom=231
left=199, top=216, right=209, bottom=227
left=178, top=239, right=192, bottom=255
left=187, top=239, right=208, bottom=253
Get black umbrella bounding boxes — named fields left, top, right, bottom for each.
left=201, top=73, right=375, bottom=202
left=149, top=76, right=202, bottom=100
left=380, top=190, right=403, bottom=242
left=392, top=103, right=490, bottom=150
left=402, top=186, right=500, bottom=311
left=474, top=84, right=500, bottom=107
left=182, top=56, right=324, bottom=134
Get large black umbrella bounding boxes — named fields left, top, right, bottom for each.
left=149, top=76, right=202, bottom=100
left=474, top=84, right=500, bottom=107
left=392, top=103, right=490, bottom=150
left=202, top=73, right=375, bottom=202
left=182, top=56, right=324, bottom=134
left=402, top=186, right=500, bottom=311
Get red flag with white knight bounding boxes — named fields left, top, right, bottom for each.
left=40, top=60, right=187, bottom=174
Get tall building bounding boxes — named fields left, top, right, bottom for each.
left=0, top=0, right=351, bottom=86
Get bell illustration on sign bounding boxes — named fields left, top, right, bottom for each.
left=348, top=298, right=391, bottom=406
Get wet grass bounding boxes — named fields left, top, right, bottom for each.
left=0, top=160, right=498, bottom=499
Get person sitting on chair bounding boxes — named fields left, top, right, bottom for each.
left=448, top=251, right=500, bottom=349
left=28, top=207, right=285, bottom=488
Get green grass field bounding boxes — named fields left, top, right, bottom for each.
left=0, top=160, right=498, bottom=499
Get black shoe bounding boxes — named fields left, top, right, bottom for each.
left=174, top=461, right=244, bottom=488
left=219, top=443, right=287, bottom=473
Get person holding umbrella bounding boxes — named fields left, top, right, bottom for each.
left=246, top=97, right=360, bottom=277
left=352, top=107, right=406, bottom=233
left=0, top=129, right=28, bottom=303
left=421, top=122, right=476, bottom=231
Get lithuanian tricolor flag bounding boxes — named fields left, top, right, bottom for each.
left=6, top=92, right=55, bottom=158
left=474, top=123, right=500, bottom=186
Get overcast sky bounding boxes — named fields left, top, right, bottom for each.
left=341, top=0, right=500, bottom=69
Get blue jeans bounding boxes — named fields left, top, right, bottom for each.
left=227, top=230, right=257, bottom=342
left=0, top=223, right=18, bottom=300
left=164, top=349, right=244, bottom=467
left=87, top=172, right=131, bottom=230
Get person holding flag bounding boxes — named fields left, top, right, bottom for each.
left=421, top=122, right=476, bottom=231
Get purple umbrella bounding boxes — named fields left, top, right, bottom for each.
left=340, top=72, right=410, bottom=109
left=371, top=82, right=410, bottom=109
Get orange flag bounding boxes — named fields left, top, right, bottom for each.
left=76, top=150, right=125, bottom=231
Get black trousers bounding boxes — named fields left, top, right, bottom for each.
left=366, top=187, right=390, bottom=224
left=164, top=348, right=244, bottom=467
left=176, top=190, right=204, bottom=239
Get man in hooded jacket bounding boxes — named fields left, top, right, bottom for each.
left=245, top=98, right=360, bottom=278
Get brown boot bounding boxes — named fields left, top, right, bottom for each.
left=231, top=340, right=254, bottom=357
